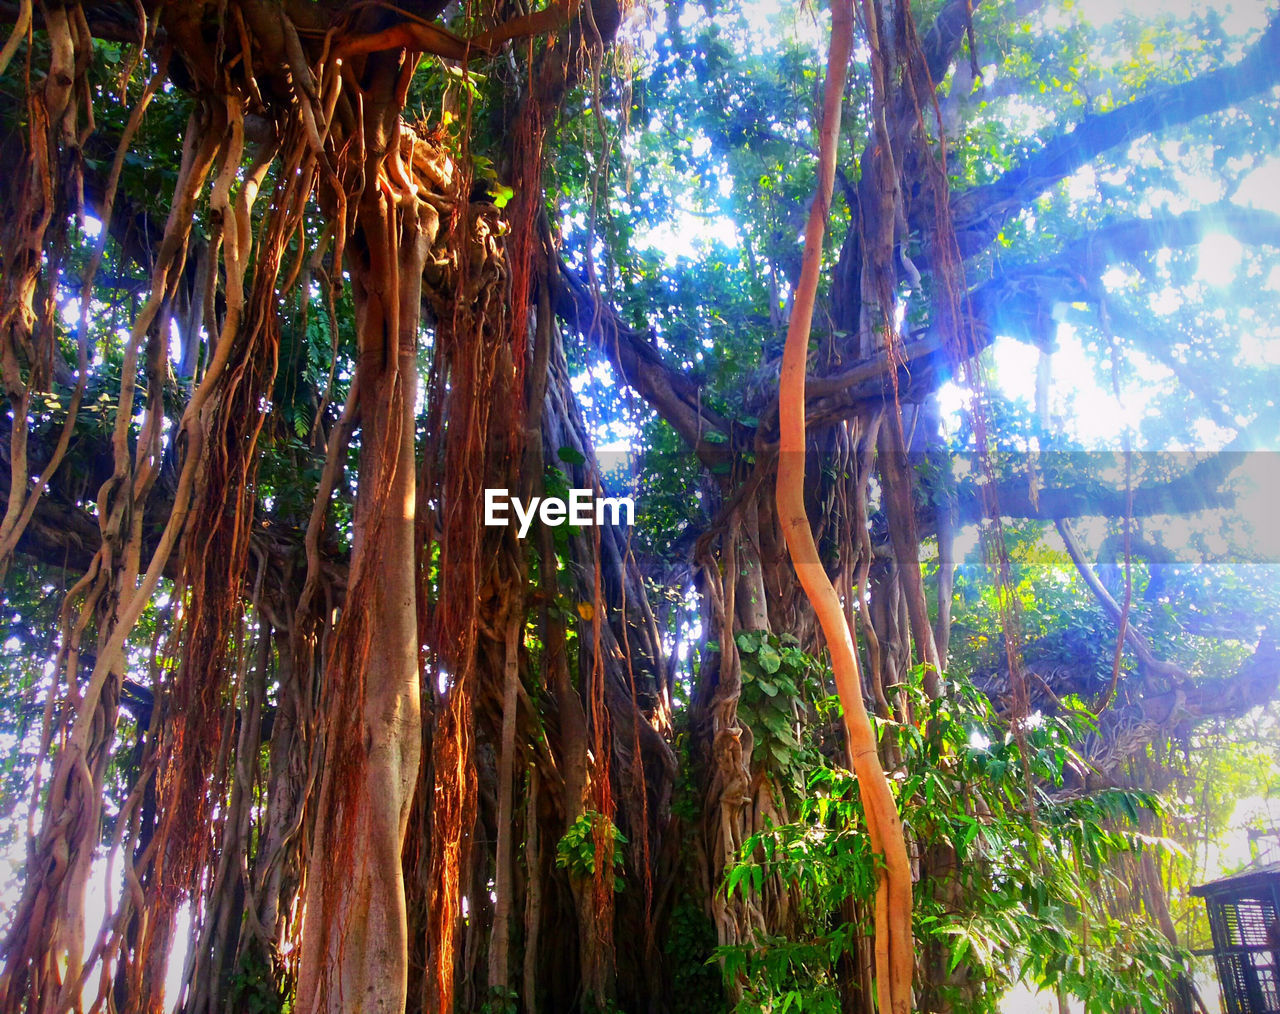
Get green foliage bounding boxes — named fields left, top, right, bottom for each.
left=718, top=927, right=850, bottom=1014
left=733, top=631, right=834, bottom=792
left=227, top=946, right=293, bottom=1014
left=664, top=898, right=726, bottom=1014
left=555, top=810, right=627, bottom=891
left=718, top=669, right=1187, bottom=1013
left=480, top=985, right=519, bottom=1014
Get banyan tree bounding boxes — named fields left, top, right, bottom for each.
left=0, top=0, right=1278, bottom=1011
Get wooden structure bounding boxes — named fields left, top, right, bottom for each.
left=1193, top=864, right=1280, bottom=1013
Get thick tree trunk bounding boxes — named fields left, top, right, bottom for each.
left=295, top=187, right=431, bottom=1014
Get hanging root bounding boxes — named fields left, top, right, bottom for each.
left=775, top=1, right=914, bottom=1011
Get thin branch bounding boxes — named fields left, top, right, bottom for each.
left=1055, top=518, right=1188, bottom=683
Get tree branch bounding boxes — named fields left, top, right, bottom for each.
left=950, top=15, right=1280, bottom=260
left=954, top=452, right=1238, bottom=523
left=965, top=205, right=1280, bottom=347
left=1055, top=518, right=1187, bottom=681
left=552, top=258, right=738, bottom=464
left=975, top=626, right=1279, bottom=782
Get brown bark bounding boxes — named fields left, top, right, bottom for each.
left=295, top=177, right=431, bottom=1013
left=522, top=765, right=542, bottom=1014
left=877, top=419, right=941, bottom=690
left=488, top=611, right=523, bottom=993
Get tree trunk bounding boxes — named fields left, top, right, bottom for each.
left=488, top=611, right=523, bottom=995
left=295, top=182, right=431, bottom=1014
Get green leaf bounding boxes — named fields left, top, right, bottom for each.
left=757, top=643, right=782, bottom=674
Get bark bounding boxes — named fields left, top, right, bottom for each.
left=522, top=765, right=542, bottom=1014
left=487, top=611, right=523, bottom=993
left=295, top=171, right=432, bottom=1013
left=0, top=106, right=221, bottom=1014
left=877, top=419, right=941, bottom=690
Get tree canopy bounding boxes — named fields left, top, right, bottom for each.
left=0, top=0, right=1279, bottom=1012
